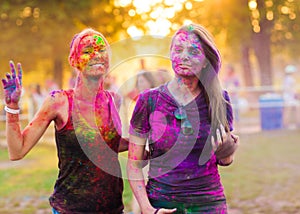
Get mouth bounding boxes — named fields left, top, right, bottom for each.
left=178, top=64, right=191, bottom=71
left=178, top=64, right=191, bottom=69
left=89, top=62, right=104, bottom=67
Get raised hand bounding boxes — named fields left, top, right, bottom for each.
left=1, top=60, right=23, bottom=105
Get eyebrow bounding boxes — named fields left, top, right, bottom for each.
left=82, top=43, right=106, bottom=49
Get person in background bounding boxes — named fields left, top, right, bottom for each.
left=283, top=64, right=298, bottom=129
left=1, top=28, right=128, bottom=213
left=223, top=64, right=240, bottom=122
left=104, top=73, right=122, bottom=110
left=45, top=79, right=59, bottom=93
left=155, top=68, right=172, bottom=86
left=27, top=83, right=46, bottom=121
left=127, top=70, right=156, bottom=102
left=127, top=23, right=239, bottom=214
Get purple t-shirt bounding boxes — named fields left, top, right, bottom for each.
left=130, top=84, right=233, bottom=204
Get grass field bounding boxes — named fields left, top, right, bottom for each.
left=0, top=129, right=300, bottom=214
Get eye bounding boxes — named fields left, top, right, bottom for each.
left=82, top=48, right=93, bottom=54
left=189, top=48, right=200, bottom=55
left=174, top=47, right=183, bottom=53
left=99, top=48, right=106, bottom=53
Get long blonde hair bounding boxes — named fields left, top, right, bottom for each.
left=171, top=24, right=229, bottom=133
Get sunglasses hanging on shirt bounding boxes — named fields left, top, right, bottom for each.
left=174, top=107, right=194, bottom=136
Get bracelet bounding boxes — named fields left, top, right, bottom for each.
left=4, top=106, right=20, bottom=114
left=154, top=208, right=160, bottom=214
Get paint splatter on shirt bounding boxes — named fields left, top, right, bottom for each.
left=130, top=83, right=233, bottom=205
left=49, top=90, right=124, bottom=213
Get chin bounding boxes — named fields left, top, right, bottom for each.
left=83, top=72, right=105, bottom=80
left=175, top=69, right=192, bottom=76
left=177, top=72, right=196, bottom=78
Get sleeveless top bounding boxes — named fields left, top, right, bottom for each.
left=49, top=89, right=124, bottom=214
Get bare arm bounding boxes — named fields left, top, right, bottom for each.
left=6, top=94, right=59, bottom=160
left=2, top=61, right=60, bottom=160
left=127, top=135, right=176, bottom=214
left=127, top=135, right=154, bottom=213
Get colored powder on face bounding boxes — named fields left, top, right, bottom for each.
left=192, top=43, right=198, bottom=49
left=187, top=25, right=194, bottom=31
left=76, top=54, right=91, bottom=70
left=93, top=35, right=105, bottom=45
left=74, top=35, right=107, bottom=71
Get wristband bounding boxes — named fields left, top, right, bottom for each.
left=4, top=106, right=20, bottom=114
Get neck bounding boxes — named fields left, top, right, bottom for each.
left=74, top=74, right=105, bottom=101
left=171, top=77, right=201, bottom=96
left=168, top=77, right=201, bottom=106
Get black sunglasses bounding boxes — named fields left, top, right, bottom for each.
left=174, top=107, right=194, bottom=135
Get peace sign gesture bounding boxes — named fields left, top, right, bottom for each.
left=1, top=60, right=23, bottom=105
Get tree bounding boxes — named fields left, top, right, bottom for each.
left=248, top=0, right=300, bottom=86
left=0, top=0, right=126, bottom=88
left=113, top=0, right=300, bottom=87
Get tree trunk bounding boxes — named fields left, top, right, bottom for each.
left=54, top=58, right=63, bottom=89
left=253, top=31, right=272, bottom=86
left=241, top=45, right=253, bottom=87
left=252, top=0, right=273, bottom=87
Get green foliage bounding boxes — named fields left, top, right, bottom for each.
left=0, top=1, right=300, bottom=88
left=0, top=0, right=128, bottom=88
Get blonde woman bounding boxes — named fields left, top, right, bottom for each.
left=2, top=28, right=128, bottom=213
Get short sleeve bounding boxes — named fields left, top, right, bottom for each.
left=129, top=90, right=152, bottom=138
left=223, top=90, right=234, bottom=131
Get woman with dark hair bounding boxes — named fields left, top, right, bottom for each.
left=127, top=24, right=239, bottom=214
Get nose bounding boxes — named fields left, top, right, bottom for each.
left=94, top=51, right=101, bottom=56
left=93, top=51, right=103, bottom=59
left=180, top=50, right=190, bottom=60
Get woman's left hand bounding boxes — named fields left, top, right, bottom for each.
left=212, top=124, right=239, bottom=160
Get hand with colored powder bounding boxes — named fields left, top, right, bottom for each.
left=1, top=60, right=23, bottom=105
left=212, top=124, right=239, bottom=163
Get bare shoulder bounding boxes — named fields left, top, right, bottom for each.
left=41, top=90, right=70, bottom=129
left=40, top=90, right=69, bottom=117
left=48, top=89, right=68, bottom=101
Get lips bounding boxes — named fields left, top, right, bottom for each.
left=178, top=64, right=191, bottom=69
left=89, top=63, right=104, bottom=67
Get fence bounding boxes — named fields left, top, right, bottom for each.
left=0, top=85, right=299, bottom=137
left=230, top=85, right=300, bottom=133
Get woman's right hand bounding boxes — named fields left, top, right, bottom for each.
left=1, top=60, right=23, bottom=106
